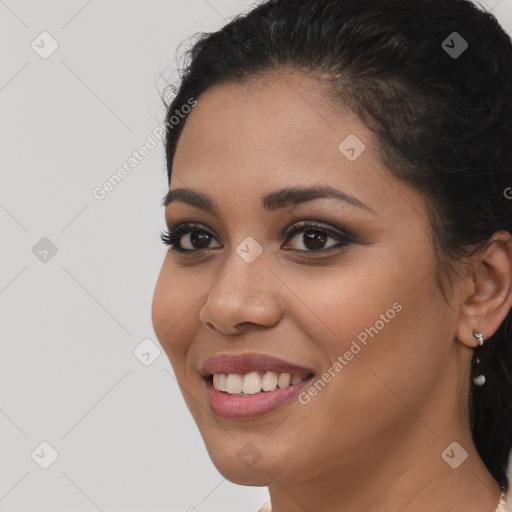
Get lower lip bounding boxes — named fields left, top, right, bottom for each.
left=204, top=375, right=315, bottom=419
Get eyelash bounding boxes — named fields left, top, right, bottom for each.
left=160, top=221, right=355, bottom=255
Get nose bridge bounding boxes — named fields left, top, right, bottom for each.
left=199, top=239, right=281, bottom=333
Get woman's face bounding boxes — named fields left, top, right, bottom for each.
left=151, top=71, right=467, bottom=486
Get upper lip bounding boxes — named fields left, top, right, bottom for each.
left=200, top=352, right=315, bottom=377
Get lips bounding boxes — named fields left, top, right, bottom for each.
left=200, top=352, right=315, bottom=377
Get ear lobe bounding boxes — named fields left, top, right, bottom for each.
left=456, top=230, right=512, bottom=348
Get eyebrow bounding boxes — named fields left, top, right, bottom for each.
left=161, top=185, right=376, bottom=215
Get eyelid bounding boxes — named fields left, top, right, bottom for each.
left=165, top=218, right=355, bottom=240
left=281, top=220, right=356, bottom=246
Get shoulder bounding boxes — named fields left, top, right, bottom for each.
left=256, top=501, right=272, bottom=512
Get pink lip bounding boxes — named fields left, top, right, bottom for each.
left=204, top=374, right=315, bottom=419
left=200, top=352, right=315, bottom=376
left=199, top=352, right=316, bottom=419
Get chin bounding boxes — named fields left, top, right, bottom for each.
left=200, top=435, right=282, bottom=486
left=209, top=454, right=275, bottom=486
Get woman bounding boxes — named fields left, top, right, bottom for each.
left=151, top=0, right=512, bottom=510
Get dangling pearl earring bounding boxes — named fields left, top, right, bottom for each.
left=472, top=331, right=485, bottom=386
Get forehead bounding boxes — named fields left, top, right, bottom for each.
left=175, top=72, right=354, bottom=156
left=170, top=71, right=426, bottom=221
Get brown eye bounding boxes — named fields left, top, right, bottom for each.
left=161, top=223, right=222, bottom=253
left=161, top=221, right=354, bottom=255
left=283, top=222, right=354, bottom=253
left=181, top=230, right=215, bottom=250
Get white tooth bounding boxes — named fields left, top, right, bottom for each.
left=261, top=371, right=278, bottom=391
left=226, top=374, right=243, bottom=394
left=291, top=374, right=304, bottom=385
left=242, top=371, right=262, bottom=395
left=277, top=372, right=291, bottom=388
left=218, top=373, right=227, bottom=392
left=216, top=371, right=301, bottom=394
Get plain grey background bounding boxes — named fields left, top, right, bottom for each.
left=1, top=0, right=511, bottom=511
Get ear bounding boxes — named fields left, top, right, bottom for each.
left=456, top=230, right=512, bottom=348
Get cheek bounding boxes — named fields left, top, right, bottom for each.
left=151, top=261, right=199, bottom=366
left=287, top=249, right=443, bottom=411
left=312, top=269, right=447, bottom=426
left=284, top=256, right=399, bottom=356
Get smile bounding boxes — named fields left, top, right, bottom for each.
left=200, top=352, right=316, bottom=419
left=204, top=373, right=315, bottom=419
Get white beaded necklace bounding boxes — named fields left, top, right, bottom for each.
left=257, top=491, right=508, bottom=512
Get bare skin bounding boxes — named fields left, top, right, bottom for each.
left=151, top=70, right=512, bottom=512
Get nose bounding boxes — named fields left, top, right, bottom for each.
left=199, top=249, right=282, bottom=335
